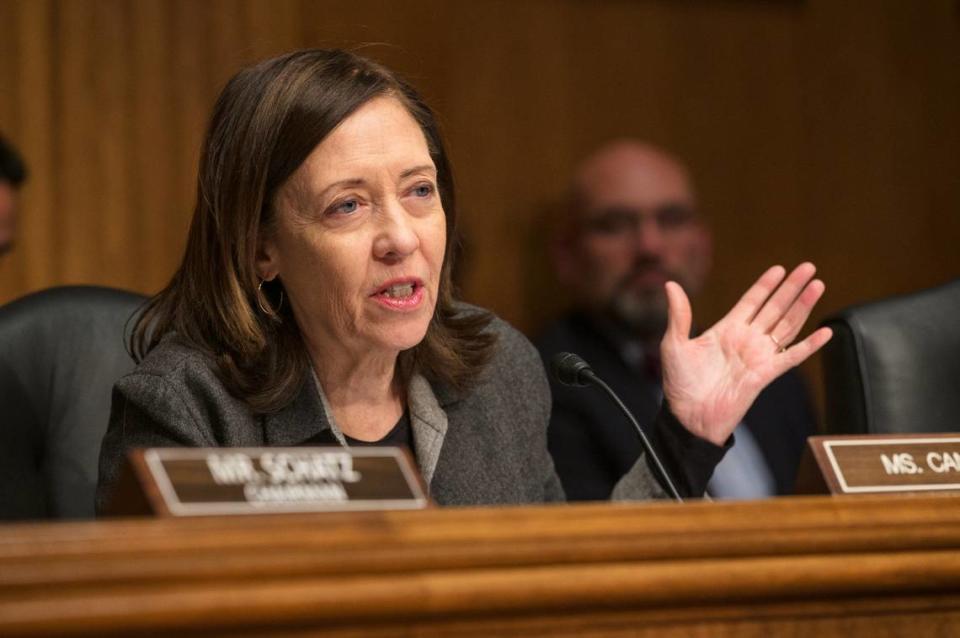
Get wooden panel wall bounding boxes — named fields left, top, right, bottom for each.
left=1, top=0, right=958, bottom=400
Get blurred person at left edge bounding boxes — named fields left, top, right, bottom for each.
left=0, top=135, right=28, bottom=258
left=96, top=49, right=832, bottom=511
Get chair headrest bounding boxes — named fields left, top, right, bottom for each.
left=821, top=278, right=960, bottom=434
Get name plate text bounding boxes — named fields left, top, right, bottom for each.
left=117, top=447, right=429, bottom=516
left=796, top=434, right=960, bottom=495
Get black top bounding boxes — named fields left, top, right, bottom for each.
left=309, top=410, right=415, bottom=460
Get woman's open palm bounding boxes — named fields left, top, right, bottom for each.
left=661, top=263, right=832, bottom=445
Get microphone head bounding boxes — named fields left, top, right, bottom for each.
left=551, top=352, right=594, bottom=387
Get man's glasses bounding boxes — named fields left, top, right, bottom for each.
left=582, top=203, right=697, bottom=236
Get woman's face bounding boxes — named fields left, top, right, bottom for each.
left=259, top=96, right=446, bottom=360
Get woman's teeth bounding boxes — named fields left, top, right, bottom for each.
left=383, top=283, right=414, bottom=298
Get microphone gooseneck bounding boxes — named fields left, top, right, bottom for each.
left=551, top=352, right=683, bottom=502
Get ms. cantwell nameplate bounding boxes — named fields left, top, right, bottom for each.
left=803, top=434, right=960, bottom=495
left=137, top=447, right=429, bottom=516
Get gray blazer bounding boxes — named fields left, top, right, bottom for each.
left=97, top=313, right=723, bottom=512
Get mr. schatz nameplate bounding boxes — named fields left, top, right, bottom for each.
left=135, top=447, right=429, bottom=516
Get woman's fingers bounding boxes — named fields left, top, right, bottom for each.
left=751, top=262, right=817, bottom=332
left=664, top=281, right=693, bottom=341
left=778, top=326, right=833, bottom=370
left=769, top=278, right=826, bottom=347
left=724, top=265, right=786, bottom=324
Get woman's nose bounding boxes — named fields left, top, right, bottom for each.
left=372, top=199, right=420, bottom=261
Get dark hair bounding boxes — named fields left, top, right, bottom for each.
left=0, top=135, right=27, bottom=187
left=131, top=49, right=495, bottom=413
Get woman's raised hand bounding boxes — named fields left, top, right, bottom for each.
left=660, top=263, right=832, bottom=446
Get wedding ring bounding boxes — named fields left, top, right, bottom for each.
left=769, top=334, right=786, bottom=353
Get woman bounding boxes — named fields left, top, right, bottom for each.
left=96, top=49, right=831, bottom=511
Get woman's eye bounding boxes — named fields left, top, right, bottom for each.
left=330, top=199, right=359, bottom=215
left=412, top=183, right=434, bottom=198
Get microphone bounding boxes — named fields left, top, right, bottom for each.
left=551, top=352, right=683, bottom=502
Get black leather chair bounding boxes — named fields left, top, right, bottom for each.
left=821, top=279, right=960, bottom=435
left=0, top=286, right=146, bottom=520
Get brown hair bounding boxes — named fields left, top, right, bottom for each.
left=131, top=49, right=495, bottom=413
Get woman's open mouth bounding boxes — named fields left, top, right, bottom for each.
left=371, top=278, right=425, bottom=310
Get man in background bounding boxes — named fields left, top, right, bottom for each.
left=537, top=139, right=815, bottom=500
left=0, top=136, right=28, bottom=258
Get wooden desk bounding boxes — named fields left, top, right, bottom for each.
left=2, top=494, right=960, bottom=636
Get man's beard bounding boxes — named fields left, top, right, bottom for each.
left=606, top=259, right=675, bottom=339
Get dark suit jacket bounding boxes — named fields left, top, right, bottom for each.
left=537, top=311, right=815, bottom=500
left=97, top=309, right=726, bottom=512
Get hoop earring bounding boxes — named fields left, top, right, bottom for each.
left=257, top=279, right=284, bottom=316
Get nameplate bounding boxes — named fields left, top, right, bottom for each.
left=795, top=434, right=960, bottom=495
left=113, top=447, right=429, bottom=517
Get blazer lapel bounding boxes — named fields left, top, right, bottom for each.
left=262, top=372, right=338, bottom=446
left=408, top=373, right=454, bottom=487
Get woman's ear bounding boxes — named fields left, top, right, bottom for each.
left=255, top=231, right=279, bottom=282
